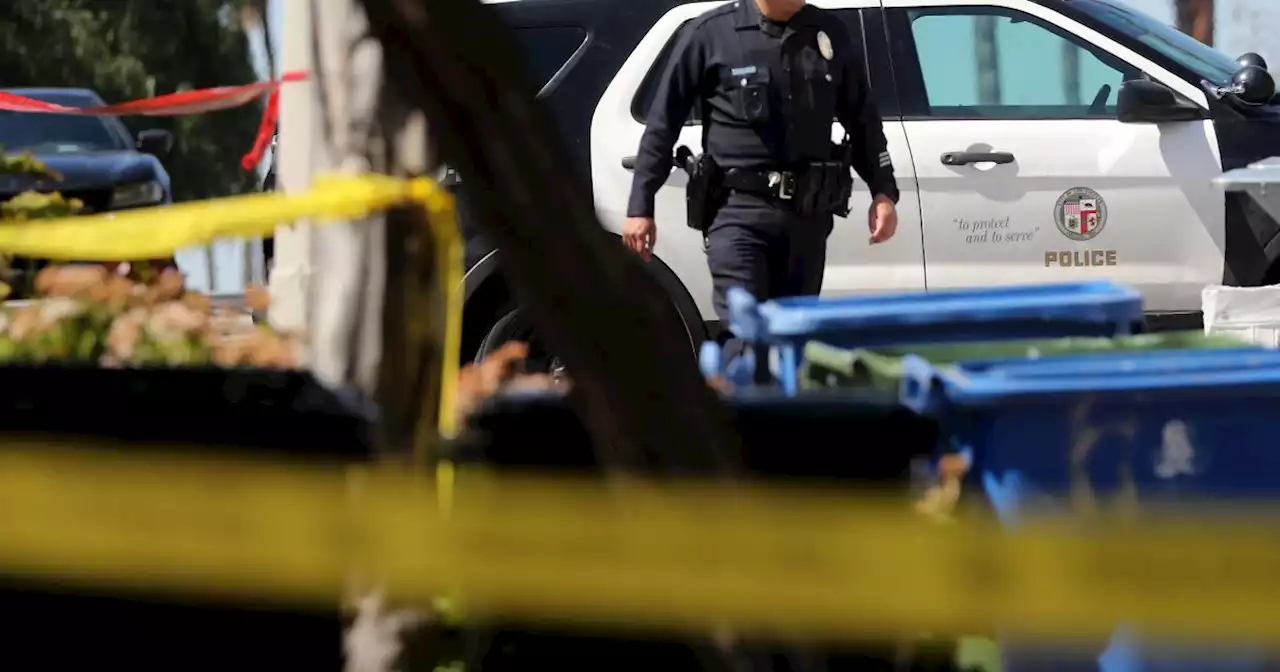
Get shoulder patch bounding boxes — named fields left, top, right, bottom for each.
left=673, top=4, right=733, bottom=49
left=679, top=2, right=734, bottom=40
left=692, top=2, right=737, bottom=25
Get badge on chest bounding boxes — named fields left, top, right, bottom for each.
left=817, top=31, right=833, bottom=60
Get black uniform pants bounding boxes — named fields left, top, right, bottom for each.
left=706, top=191, right=833, bottom=365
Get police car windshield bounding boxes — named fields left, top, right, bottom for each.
left=1081, top=0, right=1240, bottom=85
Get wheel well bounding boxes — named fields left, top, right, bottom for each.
left=461, top=272, right=514, bottom=361
left=460, top=247, right=708, bottom=360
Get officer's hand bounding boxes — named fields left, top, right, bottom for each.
left=868, top=196, right=898, bottom=244
left=623, top=216, right=656, bottom=260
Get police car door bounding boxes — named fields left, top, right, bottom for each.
left=883, top=0, right=1223, bottom=313
left=592, top=0, right=925, bottom=324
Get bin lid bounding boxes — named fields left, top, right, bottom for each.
left=901, top=348, right=1280, bottom=411
left=728, top=281, right=1142, bottom=342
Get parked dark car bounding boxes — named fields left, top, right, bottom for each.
left=0, top=88, right=173, bottom=211
left=0, top=88, right=174, bottom=293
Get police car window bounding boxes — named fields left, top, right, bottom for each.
left=511, top=26, right=588, bottom=95
left=905, top=8, right=1137, bottom=119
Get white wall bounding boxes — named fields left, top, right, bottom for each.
left=1122, top=0, right=1276, bottom=67
left=1215, top=0, right=1280, bottom=67
left=1125, top=0, right=1174, bottom=24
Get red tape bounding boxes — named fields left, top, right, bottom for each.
left=0, top=70, right=309, bottom=172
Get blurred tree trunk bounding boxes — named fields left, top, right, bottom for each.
left=358, top=0, right=743, bottom=476
left=1062, top=41, right=1080, bottom=106
left=256, top=0, right=277, bottom=76
left=975, top=15, right=1001, bottom=105
left=1175, top=0, right=1214, bottom=45
left=239, top=0, right=277, bottom=77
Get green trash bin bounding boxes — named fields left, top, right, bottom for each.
left=799, top=331, right=1252, bottom=392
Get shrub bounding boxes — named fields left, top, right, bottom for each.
left=0, top=148, right=298, bottom=368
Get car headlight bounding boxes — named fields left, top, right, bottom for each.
left=110, top=181, right=165, bottom=209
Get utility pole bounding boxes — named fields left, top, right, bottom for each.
left=1175, top=0, right=1214, bottom=45
left=975, top=15, right=1002, bottom=105
left=1062, top=41, right=1081, bottom=106
left=270, top=0, right=315, bottom=334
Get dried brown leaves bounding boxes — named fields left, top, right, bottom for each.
left=454, top=342, right=565, bottom=427
left=0, top=264, right=300, bottom=369
left=914, top=452, right=972, bottom=521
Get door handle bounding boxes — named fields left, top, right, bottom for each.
left=941, top=151, right=1015, bottom=166
left=622, top=155, right=636, bottom=170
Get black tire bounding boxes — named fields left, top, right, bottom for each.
left=473, top=303, right=698, bottom=377
left=474, top=308, right=526, bottom=361
left=474, top=308, right=565, bottom=377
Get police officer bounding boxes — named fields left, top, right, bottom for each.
left=622, top=0, right=899, bottom=350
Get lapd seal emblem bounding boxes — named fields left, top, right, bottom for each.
left=1053, top=187, right=1107, bottom=241
left=817, top=31, right=833, bottom=60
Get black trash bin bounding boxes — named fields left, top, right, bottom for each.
left=444, top=389, right=945, bottom=671
left=0, top=366, right=374, bottom=672
left=449, top=389, right=936, bottom=484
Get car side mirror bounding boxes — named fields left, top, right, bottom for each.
left=1230, top=65, right=1276, bottom=106
left=1237, top=52, right=1268, bottom=71
left=1116, top=79, right=1204, bottom=123
left=136, top=129, right=173, bottom=156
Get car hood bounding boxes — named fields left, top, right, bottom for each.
left=0, top=151, right=165, bottom=192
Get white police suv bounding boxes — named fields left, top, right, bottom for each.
left=462, top=0, right=1280, bottom=361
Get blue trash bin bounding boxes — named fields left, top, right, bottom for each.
left=702, top=281, right=1144, bottom=394
left=899, top=348, right=1280, bottom=672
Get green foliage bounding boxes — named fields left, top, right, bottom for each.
left=0, top=299, right=117, bottom=364
left=0, top=0, right=263, bottom=202
left=0, top=151, right=62, bottom=179
left=0, top=148, right=83, bottom=222
left=956, top=636, right=1002, bottom=672
left=1, top=190, right=83, bottom=220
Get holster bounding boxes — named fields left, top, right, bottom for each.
left=676, top=145, right=723, bottom=234
left=797, top=135, right=855, bottom=218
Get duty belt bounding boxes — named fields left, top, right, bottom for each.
left=724, top=168, right=798, bottom=201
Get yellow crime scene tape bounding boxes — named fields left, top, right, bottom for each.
left=3, top=175, right=1277, bottom=647
left=0, top=173, right=447, bottom=260
left=2, top=443, right=1280, bottom=646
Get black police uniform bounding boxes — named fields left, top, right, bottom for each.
left=627, top=0, right=899, bottom=332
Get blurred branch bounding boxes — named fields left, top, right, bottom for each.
left=240, top=0, right=277, bottom=78
left=356, top=0, right=743, bottom=476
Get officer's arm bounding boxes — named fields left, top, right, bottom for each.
left=834, top=36, right=899, bottom=204
left=626, top=25, right=708, bottom=218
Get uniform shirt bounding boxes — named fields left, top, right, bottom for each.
left=627, top=0, right=898, bottom=219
